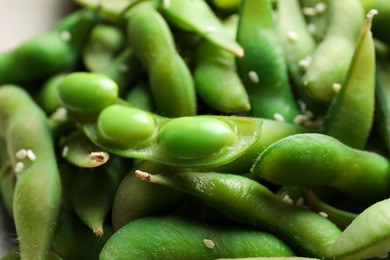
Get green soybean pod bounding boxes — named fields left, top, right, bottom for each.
left=82, top=23, right=125, bottom=72
left=126, top=2, right=197, bottom=117
left=322, top=10, right=376, bottom=149
left=135, top=171, right=342, bottom=258
left=0, top=85, right=61, bottom=259
left=57, top=72, right=119, bottom=122
left=194, top=15, right=250, bottom=113
left=100, top=216, right=294, bottom=259
left=251, top=133, right=390, bottom=205
left=111, top=160, right=187, bottom=230
left=0, top=9, right=97, bottom=85
left=325, top=198, right=390, bottom=260
left=302, top=0, right=364, bottom=103
left=159, top=0, right=244, bottom=57
left=84, top=104, right=262, bottom=167
left=236, top=0, right=299, bottom=122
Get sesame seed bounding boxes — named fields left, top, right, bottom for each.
left=319, top=211, right=328, bottom=218
left=14, top=162, right=24, bottom=173
left=118, top=64, right=129, bottom=73
left=248, top=71, right=259, bottom=83
left=204, top=26, right=217, bottom=33
left=302, top=7, right=317, bottom=16
left=367, top=9, right=379, bottom=18
left=27, top=150, right=36, bottom=161
left=315, top=2, right=327, bottom=13
left=163, top=0, right=171, bottom=8
left=307, top=23, right=317, bottom=35
left=282, top=194, right=294, bottom=204
left=332, top=83, right=342, bottom=93
left=60, top=31, right=72, bottom=41
left=62, top=146, right=69, bottom=158
left=15, top=149, right=27, bottom=160
left=274, top=113, right=285, bottom=122
left=203, top=239, right=215, bottom=249
left=287, top=31, right=299, bottom=42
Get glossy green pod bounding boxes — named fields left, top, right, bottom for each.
left=100, top=216, right=294, bottom=259
left=84, top=104, right=262, bottom=167
left=135, top=170, right=341, bottom=258
left=252, top=133, right=390, bottom=205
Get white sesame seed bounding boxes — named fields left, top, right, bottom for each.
left=26, top=150, right=36, bottom=161
left=248, top=71, right=259, bottom=83
left=51, top=107, right=68, bottom=121
left=315, top=2, right=327, bottom=13
left=302, top=7, right=317, bottom=16
left=282, top=194, right=294, bottom=204
left=163, top=0, right=171, bottom=8
left=60, top=31, right=72, bottom=41
left=307, top=23, right=317, bottom=35
left=204, top=26, right=217, bottom=33
left=274, top=113, right=285, bottom=122
left=287, top=31, right=299, bottom=42
left=319, top=211, right=328, bottom=218
left=14, top=162, right=24, bottom=173
left=296, top=197, right=304, bottom=206
left=367, top=9, right=379, bottom=18
left=203, top=239, right=215, bottom=249
left=118, top=64, right=128, bottom=73
left=332, top=83, right=342, bottom=93
left=62, top=146, right=69, bottom=158
left=15, top=149, right=27, bottom=160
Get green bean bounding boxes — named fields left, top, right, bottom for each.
left=0, top=85, right=61, bottom=259
left=251, top=133, right=390, bottom=205
left=126, top=2, right=197, bottom=116
left=60, top=130, right=109, bottom=168
left=322, top=10, right=376, bottom=149
left=0, top=9, right=97, bottom=85
left=325, top=198, right=390, bottom=260
left=111, top=160, right=187, bottom=230
left=302, top=0, right=364, bottom=103
left=135, top=170, right=342, bottom=258
left=159, top=0, right=244, bottom=57
left=82, top=23, right=125, bottom=72
left=57, top=72, right=119, bottom=122
left=100, top=215, right=295, bottom=259
left=84, top=104, right=262, bottom=167
left=236, top=0, right=299, bottom=122
left=194, top=15, right=250, bottom=113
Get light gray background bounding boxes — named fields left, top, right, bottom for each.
left=0, top=0, right=74, bottom=256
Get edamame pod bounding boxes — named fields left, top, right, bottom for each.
left=326, top=198, right=390, bottom=260
left=236, top=0, right=299, bottom=122
left=126, top=2, right=197, bottom=116
left=0, top=85, right=62, bottom=259
left=111, top=160, right=187, bottom=230
left=84, top=104, right=262, bottom=167
left=302, top=0, right=364, bottom=103
left=194, top=15, right=250, bottom=113
left=135, top=171, right=342, bottom=258
left=100, top=216, right=295, bottom=259
left=252, top=133, right=390, bottom=205
left=159, top=0, right=244, bottom=57
left=0, top=9, right=97, bottom=85
left=322, top=10, right=376, bottom=149
left=82, top=23, right=125, bottom=72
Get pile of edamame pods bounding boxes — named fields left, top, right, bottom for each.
left=2, top=0, right=390, bottom=259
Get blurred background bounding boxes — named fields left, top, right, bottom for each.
left=0, top=0, right=75, bottom=256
